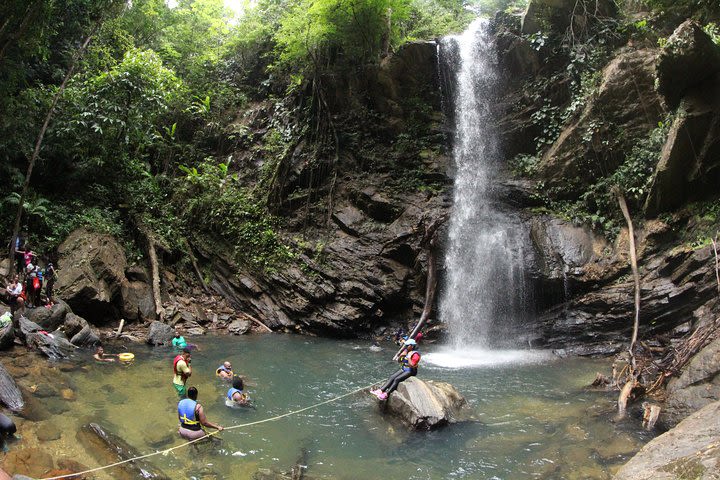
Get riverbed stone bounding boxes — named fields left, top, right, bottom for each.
left=228, top=319, right=251, bottom=335
left=36, top=422, right=62, bottom=441
left=1, top=448, right=54, bottom=478
left=145, top=424, right=175, bottom=448
left=381, top=377, right=470, bottom=430
left=613, top=400, right=720, bottom=480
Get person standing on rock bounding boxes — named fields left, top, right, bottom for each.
left=173, top=348, right=192, bottom=397
left=178, top=386, right=223, bottom=440
left=44, top=262, right=56, bottom=305
left=371, top=339, right=421, bottom=400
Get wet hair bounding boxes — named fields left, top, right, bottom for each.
left=187, top=387, right=198, bottom=400
left=182, top=347, right=191, bottom=354
left=95, top=346, right=104, bottom=353
left=232, top=376, right=244, bottom=390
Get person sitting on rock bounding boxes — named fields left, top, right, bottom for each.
left=5, top=275, right=24, bottom=317
left=371, top=339, right=421, bottom=401
left=173, top=348, right=192, bottom=398
left=226, top=376, right=250, bottom=407
left=93, top=346, right=116, bottom=363
left=216, top=361, right=233, bottom=380
left=178, top=386, right=223, bottom=440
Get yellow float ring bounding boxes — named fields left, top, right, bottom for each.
left=118, top=352, right=135, bottom=362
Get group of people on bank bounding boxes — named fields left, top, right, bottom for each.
left=5, top=233, right=57, bottom=317
left=171, top=332, right=250, bottom=441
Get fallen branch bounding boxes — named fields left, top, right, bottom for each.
left=242, top=312, right=273, bottom=333
left=184, top=239, right=209, bottom=294
left=712, top=236, right=719, bottom=296
left=616, top=190, right=641, bottom=361
left=392, top=215, right=446, bottom=361
left=642, top=403, right=661, bottom=430
left=617, top=379, right=636, bottom=418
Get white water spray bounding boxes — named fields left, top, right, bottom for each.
left=426, top=19, right=544, bottom=368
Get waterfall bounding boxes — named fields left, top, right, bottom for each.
left=437, top=19, right=532, bottom=352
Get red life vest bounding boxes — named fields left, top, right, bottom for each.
left=32, top=277, right=40, bottom=291
left=173, top=354, right=185, bottom=376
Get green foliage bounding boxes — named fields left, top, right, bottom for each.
left=509, top=154, right=540, bottom=177
left=175, top=159, right=294, bottom=272
left=543, top=118, right=672, bottom=236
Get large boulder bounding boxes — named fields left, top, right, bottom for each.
left=536, top=48, right=665, bottom=199
left=644, top=77, right=720, bottom=215
left=381, top=377, right=470, bottom=430
left=613, top=400, right=720, bottom=480
left=0, top=361, right=23, bottom=411
left=656, top=20, right=720, bottom=109
left=55, top=229, right=156, bottom=323
left=521, top=0, right=617, bottom=35
left=55, top=229, right=127, bottom=322
left=146, top=321, right=174, bottom=346
left=23, top=301, right=71, bottom=331
left=660, top=337, right=720, bottom=430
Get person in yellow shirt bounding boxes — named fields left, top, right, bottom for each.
left=172, top=348, right=192, bottom=397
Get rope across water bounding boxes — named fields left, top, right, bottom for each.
left=39, top=380, right=382, bottom=480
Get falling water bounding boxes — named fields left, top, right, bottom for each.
left=433, top=19, right=537, bottom=365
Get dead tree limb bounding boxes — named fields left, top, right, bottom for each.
left=135, top=221, right=166, bottom=322
left=616, top=191, right=641, bottom=358
left=184, top=239, right=209, bottom=294
left=712, top=236, right=720, bottom=296
left=392, top=215, right=447, bottom=361
left=242, top=312, right=273, bottom=333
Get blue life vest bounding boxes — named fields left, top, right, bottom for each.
left=216, top=365, right=232, bottom=376
left=178, top=399, right=201, bottom=430
left=401, top=350, right=421, bottom=373
left=227, top=387, right=243, bottom=401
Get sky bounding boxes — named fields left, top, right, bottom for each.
left=166, top=0, right=245, bottom=16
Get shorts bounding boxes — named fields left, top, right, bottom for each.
left=178, top=426, right=206, bottom=440
left=173, top=383, right=187, bottom=397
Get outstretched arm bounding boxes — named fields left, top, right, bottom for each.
left=197, top=405, right=223, bottom=431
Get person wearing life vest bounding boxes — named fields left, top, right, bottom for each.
left=227, top=376, right=249, bottom=406
left=216, top=361, right=233, bottom=380
left=371, top=339, right=421, bottom=400
left=177, top=386, right=223, bottom=440
left=173, top=348, right=192, bottom=398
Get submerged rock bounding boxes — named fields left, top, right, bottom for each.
left=0, top=361, right=23, bottom=411
left=77, top=422, right=170, bottom=480
left=2, top=447, right=54, bottom=478
left=380, top=377, right=470, bottom=430
left=613, top=400, right=720, bottom=479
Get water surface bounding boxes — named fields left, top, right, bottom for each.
left=8, top=335, right=654, bottom=479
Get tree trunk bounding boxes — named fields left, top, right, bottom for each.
left=616, top=191, right=641, bottom=356
left=9, top=26, right=98, bottom=261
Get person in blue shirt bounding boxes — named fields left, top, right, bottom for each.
left=172, top=330, right=187, bottom=349
left=177, top=386, right=223, bottom=440
left=226, top=376, right=250, bottom=407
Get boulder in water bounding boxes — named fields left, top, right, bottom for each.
left=2, top=447, right=54, bottom=478
left=0, top=325, right=15, bottom=351
left=77, top=422, right=170, bottom=480
left=613, top=400, right=720, bottom=480
left=146, top=320, right=174, bottom=346
left=23, top=301, right=71, bottom=331
left=380, top=377, right=470, bottom=430
left=0, top=361, right=23, bottom=411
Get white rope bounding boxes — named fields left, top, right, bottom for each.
left=39, top=380, right=380, bottom=480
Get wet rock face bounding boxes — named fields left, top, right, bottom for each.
left=381, top=377, right=470, bottom=430
left=656, top=20, right=720, bottom=109
left=536, top=48, right=665, bottom=199
left=613, top=401, right=720, bottom=480
left=644, top=77, right=720, bottom=215
left=661, top=338, right=720, bottom=430
left=533, top=242, right=718, bottom=355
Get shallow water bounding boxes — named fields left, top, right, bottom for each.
left=3, top=335, right=654, bottom=479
